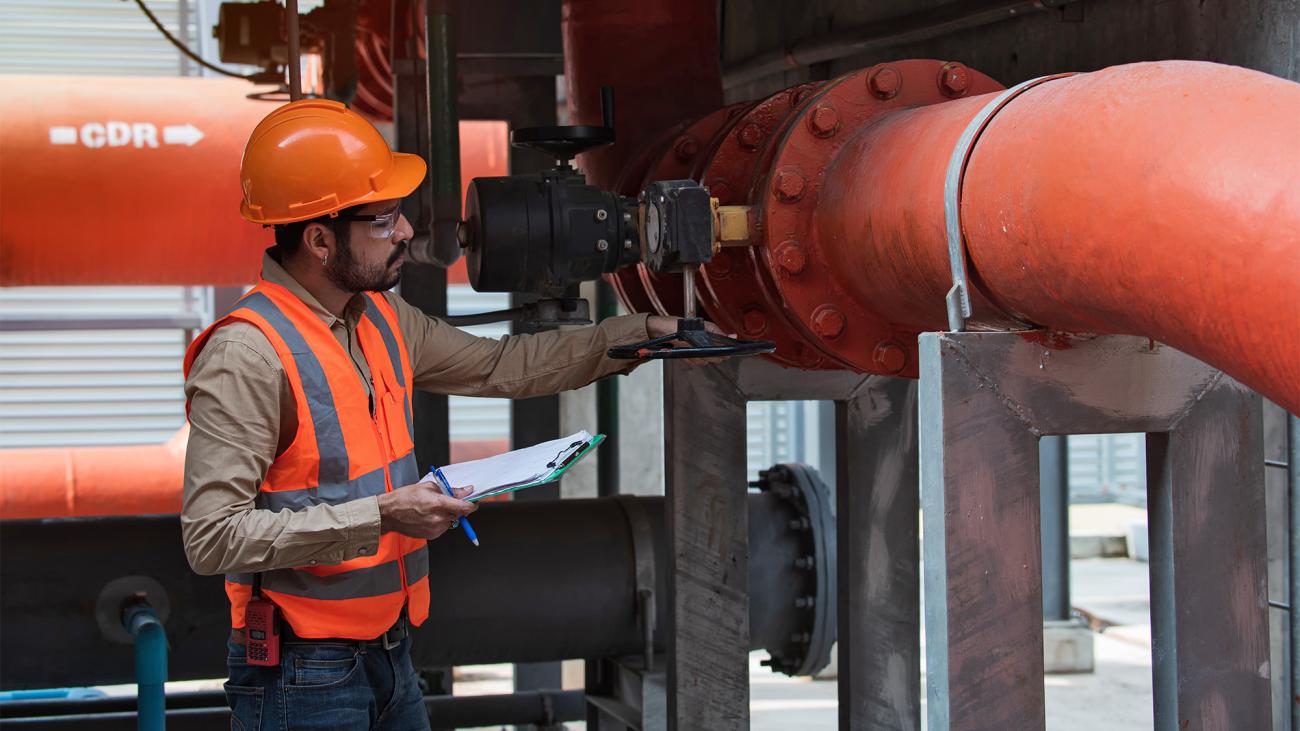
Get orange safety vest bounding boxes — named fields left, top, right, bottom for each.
left=183, top=280, right=429, bottom=640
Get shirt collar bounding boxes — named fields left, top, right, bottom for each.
left=261, top=250, right=368, bottom=330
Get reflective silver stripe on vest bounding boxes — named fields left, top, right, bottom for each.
left=254, top=452, right=419, bottom=511
left=390, top=453, right=420, bottom=489
left=228, top=548, right=425, bottom=599
left=236, top=292, right=349, bottom=485
left=261, top=560, right=404, bottom=601
left=404, top=547, right=430, bottom=583
left=362, top=297, right=415, bottom=438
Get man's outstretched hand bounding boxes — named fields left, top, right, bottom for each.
left=644, top=316, right=732, bottom=365
left=377, top=482, right=476, bottom=540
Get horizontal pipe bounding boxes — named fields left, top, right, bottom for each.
left=723, top=0, right=1052, bottom=89
left=0, top=433, right=508, bottom=520
left=0, top=690, right=585, bottom=730
left=818, top=61, right=1300, bottom=414
left=0, top=76, right=507, bottom=286
left=2, top=489, right=830, bottom=688
left=412, top=491, right=822, bottom=665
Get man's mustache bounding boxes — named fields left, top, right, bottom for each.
left=386, top=240, right=409, bottom=267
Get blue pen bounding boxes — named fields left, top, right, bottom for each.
left=433, top=467, right=479, bottom=546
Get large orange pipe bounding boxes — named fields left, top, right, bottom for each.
left=0, top=434, right=509, bottom=520
left=818, top=61, right=1300, bottom=415
left=0, top=76, right=508, bottom=286
left=0, top=427, right=190, bottom=519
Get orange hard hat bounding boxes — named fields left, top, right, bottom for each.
left=238, top=99, right=427, bottom=224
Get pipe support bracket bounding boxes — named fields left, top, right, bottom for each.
left=942, top=73, right=1073, bottom=332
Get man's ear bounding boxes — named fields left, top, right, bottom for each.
left=302, top=222, right=333, bottom=264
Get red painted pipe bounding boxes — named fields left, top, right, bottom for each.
left=562, top=0, right=723, bottom=190
left=0, top=76, right=509, bottom=286
left=0, top=434, right=508, bottom=520
left=562, top=0, right=725, bottom=314
left=819, top=61, right=1300, bottom=414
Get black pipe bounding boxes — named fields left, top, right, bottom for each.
left=0, top=691, right=584, bottom=730
left=285, top=0, right=301, bottom=100
left=410, top=492, right=814, bottom=666
left=2, top=477, right=830, bottom=689
left=595, top=279, right=620, bottom=497
left=722, top=0, right=1055, bottom=89
left=414, top=0, right=463, bottom=267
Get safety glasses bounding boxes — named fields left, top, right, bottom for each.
left=341, top=204, right=403, bottom=239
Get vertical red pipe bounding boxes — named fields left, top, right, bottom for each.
left=818, top=61, right=1300, bottom=415
left=561, top=0, right=723, bottom=188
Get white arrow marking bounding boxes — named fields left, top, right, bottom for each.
left=49, top=126, right=77, bottom=145
left=162, top=124, right=204, bottom=146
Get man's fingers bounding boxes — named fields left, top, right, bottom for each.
left=451, top=484, right=474, bottom=499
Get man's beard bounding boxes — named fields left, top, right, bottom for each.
left=325, top=239, right=406, bottom=292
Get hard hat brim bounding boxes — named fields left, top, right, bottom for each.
left=241, top=152, right=429, bottom=225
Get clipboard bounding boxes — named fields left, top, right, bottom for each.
left=425, top=432, right=605, bottom=503
left=466, top=433, right=605, bottom=502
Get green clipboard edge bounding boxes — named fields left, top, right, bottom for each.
left=464, top=433, right=606, bottom=502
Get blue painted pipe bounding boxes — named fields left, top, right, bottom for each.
left=123, top=603, right=167, bottom=731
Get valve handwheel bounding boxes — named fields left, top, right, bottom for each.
left=608, top=317, right=776, bottom=360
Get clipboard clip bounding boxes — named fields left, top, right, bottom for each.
left=546, top=440, right=587, bottom=469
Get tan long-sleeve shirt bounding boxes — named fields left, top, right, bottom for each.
left=181, top=253, right=649, bottom=576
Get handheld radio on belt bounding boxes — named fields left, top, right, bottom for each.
left=244, top=574, right=281, bottom=666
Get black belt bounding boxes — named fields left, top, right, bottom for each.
left=232, top=618, right=409, bottom=651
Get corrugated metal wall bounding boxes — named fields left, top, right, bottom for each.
left=0, top=0, right=198, bottom=76
left=0, top=0, right=513, bottom=451
left=1069, top=433, right=1147, bottom=507
left=0, top=1, right=210, bottom=449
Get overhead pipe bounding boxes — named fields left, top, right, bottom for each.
left=0, top=76, right=508, bottom=287
left=567, top=48, right=1300, bottom=413
left=814, top=61, right=1300, bottom=414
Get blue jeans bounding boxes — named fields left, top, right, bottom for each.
left=225, top=636, right=431, bottom=731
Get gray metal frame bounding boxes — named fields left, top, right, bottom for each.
left=920, top=331, right=1269, bottom=730
left=661, top=358, right=922, bottom=730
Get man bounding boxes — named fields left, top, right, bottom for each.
left=182, top=99, right=705, bottom=729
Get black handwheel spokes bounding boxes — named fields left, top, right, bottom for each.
left=607, top=318, right=776, bottom=360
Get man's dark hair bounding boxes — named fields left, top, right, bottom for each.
left=272, top=205, right=359, bottom=258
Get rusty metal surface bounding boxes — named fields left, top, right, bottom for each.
left=920, top=332, right=1270, bottom=730
left=838, top=377, right=921, bottom=730
left=663, top=362, right=751, bottom=730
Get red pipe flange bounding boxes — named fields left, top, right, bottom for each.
left=753, top=60, right=1001, bottom=375
left=695, top=83, right=839, bottom=369
left=622, top=104, right=752, bottom=317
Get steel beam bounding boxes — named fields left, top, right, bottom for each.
left=837, top=377, right=920, bottom=730
left=663, top=361, right=750, bottom=730
left=920, top=331, right=1269, bottom=730
left=1039, top=436, right=1071, bottom=621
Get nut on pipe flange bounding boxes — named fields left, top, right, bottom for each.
left=873, top=341, right=908, bottom=374
left=776, top=241, right=808, bottom=275
left=774, top=169, right=806, bottom=202
left=939, top=62, right=972, bottom=97
left=868, top=66, right=901, bottom=99
left=811, top=306, right=846, bottom=339
left=737, top=122, right=765, bottom=150
left=808, top=105, right=840, bottom=137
